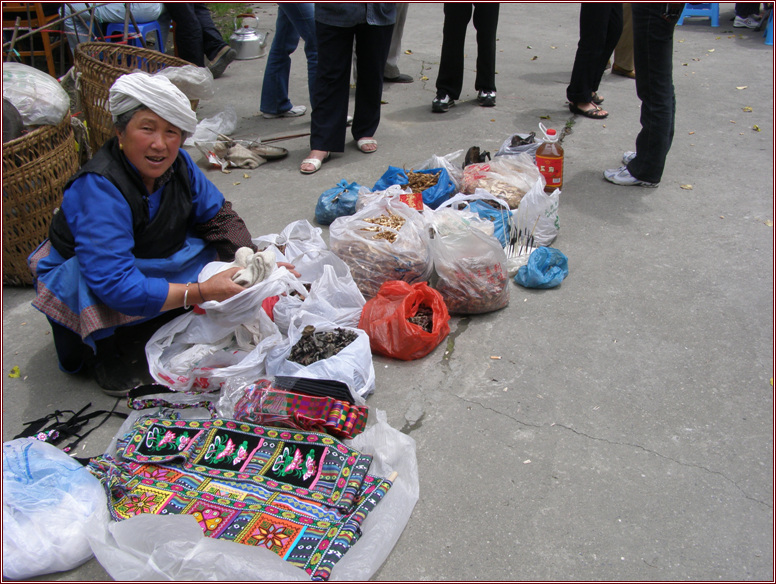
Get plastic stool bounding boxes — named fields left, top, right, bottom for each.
left=677, top=3, right=720, bottom=26
left=764, top=10, right=773, bottom=46
left=104, top=21, right=164, bottom=50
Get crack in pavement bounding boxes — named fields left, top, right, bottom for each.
left=454, top=393, right=771, bottom=509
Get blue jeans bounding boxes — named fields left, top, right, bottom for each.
left=627, top=4, right=681, bottom=184
left=260, top=3, right=317, bottom=115
left=61, top=3, right=168, bottom=52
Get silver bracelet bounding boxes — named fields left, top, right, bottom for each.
left=183, top=282, right=191, bottom=310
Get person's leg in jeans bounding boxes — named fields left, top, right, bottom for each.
left=435, top=3, right=474, bottom=100
left=352, top=22, right=393, bottom=143
left=627, top=4, right=678, bottom=184
left=284, top=3, right=318, bottom=109
left=260, top=9, right=301, bottom=115
left=567, top=4, right=621, bottom=107
left=590, top=4, right=623, bottom=96
left=472, top=3, right=499, bottom=93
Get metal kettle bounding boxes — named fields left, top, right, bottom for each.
left=229, top=15, right=267, bottom=60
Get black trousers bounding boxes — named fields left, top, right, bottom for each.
left=435, top=3, right=499, bottom=100
left=164, top=3, right=227, bottom=67
left=310, top=21, right=393, bottom=152
left=566, top=4, right=623, bottom=104
left=627, top=4, right=682, bottom=184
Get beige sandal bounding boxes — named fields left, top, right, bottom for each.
left=300, top=152, right=330, bottom=174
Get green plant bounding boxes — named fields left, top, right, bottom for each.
left=207, top=3, right=253, bottom=41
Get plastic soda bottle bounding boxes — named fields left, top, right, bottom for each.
left=536, top=123, right=563, bottom=193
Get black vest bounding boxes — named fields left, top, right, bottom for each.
left=49, top=137, right=194, bottom=260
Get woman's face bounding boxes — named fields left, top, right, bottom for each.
left=116, top=109, right=182, bottom=192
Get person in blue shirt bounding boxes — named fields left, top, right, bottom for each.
left=28, top=73, right=291, bottom=395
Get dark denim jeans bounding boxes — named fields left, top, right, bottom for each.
left=566, top=4, right=623, bottom=104
left=260, top=3, right=317, bottom=115
left=627, top=4, right=682, bottom=184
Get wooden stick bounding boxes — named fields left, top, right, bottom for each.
left=387, top=471, right=399, bottom=482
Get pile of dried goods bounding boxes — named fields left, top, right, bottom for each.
left=361, top=212, right=406, bottom=243
left=288, top=325, right=358, bottom=365
left=407, top=304, right=433, bottom=333
left=402, top=170, right=440, bottom=192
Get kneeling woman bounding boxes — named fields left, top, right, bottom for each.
left=29, top=73, right=288, bottom=395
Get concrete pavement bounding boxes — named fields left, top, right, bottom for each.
left=2, top=3, right=773, bottom=581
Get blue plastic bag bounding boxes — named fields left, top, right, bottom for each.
left=465, top=199, right=512, bottom=247
left=514, top=247, right=568, bottom=288
left=373, top=166, right=455, bottom=209
left=315, top=180, right=362, bottom=225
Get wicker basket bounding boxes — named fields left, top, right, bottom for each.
left=74, top=42, right=197, bottom=153
left=3, top=113, right=79, bottom=286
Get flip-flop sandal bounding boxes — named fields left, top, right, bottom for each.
left=300, top=152, right=330, bottom=174
left=356, top=138, right=378, bottom=153
left=591, top=92, right=604, bottom=105
left=568, top=102, right=609, bottom=119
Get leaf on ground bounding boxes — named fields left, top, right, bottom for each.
left=243, top=173, right=250, bottom=179
left=688, top=131, right=695, bottom=134
left=753, top=125, right=761, bottom=131
left=708, top=48, right=715, bottom=52
left=736, top=85, right=748, bottom=90
left=404, top=49, right=412, bottom=55
left=420, top=75, right=428, bottom=81
left=742, top=106, right=753, bottom=112
left=680, top=184, right=693, bottom=190
left=233, top=182, right=241, bottom=186
left=8, top=366, right=20, bottom=378
left=540, top=115, right=551, bottom=120
left=765, top=220, right=774, bottom=227
left=531, top=55, right=538, bottom=60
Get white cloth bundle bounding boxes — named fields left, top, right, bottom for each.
left=109, top=72, right=197, bottom=133
left=231, top=247, right=277, bottom=287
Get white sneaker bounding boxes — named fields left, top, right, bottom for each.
left=733, top=15, right=760, bottom=28
left=603, top=166, right=658, bottom=187
left=622, top=151, right=636, bottom=165
left=262, top=105, right=307, bottom=119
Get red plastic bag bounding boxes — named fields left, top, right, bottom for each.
left=359, top=280, right=451, bottom=360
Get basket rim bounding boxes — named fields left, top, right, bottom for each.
left=2, top=111, right=72, bottom=152
left=74, top=41, right=191, bottom=72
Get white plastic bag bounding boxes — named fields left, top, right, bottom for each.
left=514, top=177, right=560, bottom=247
left=154, top=65, right=215, bottom=100
left=85, top=409, right=418, bottom=582
left=252, top=219, right=328, bottom=263
left=2, top=62, right=69, bottom=126
left=428, top=206, right=509, bottom=314
left=2, top=438, right=109, bottom=579
left=413, top=149, right=465, bottom=192
left=330, top=197, right=432, bottom=299
left=265, top=311, right=375, bottom=401
left=355, top=183, right=412, bottom=212
left=461, top=152, right=544, bottom=208
left=146, top=307, right=283, bottom=392
left=184, top=105, right=236, bottom=146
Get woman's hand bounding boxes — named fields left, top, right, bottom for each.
left=199, top=267, right=246, bottom=302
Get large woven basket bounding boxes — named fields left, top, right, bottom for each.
left=74, top=42, right=195, bottom=153
left=3, top=112, right=79, bottom=286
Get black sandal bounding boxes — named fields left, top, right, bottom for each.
left=568, top=102, right=609, bottom=119
left=591, top=92, right=604, bottom=105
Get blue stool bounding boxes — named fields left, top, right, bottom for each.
left=104, top=21, right=164, bottom=50
left=677, top=3, right=720, bottom=27
left=764, top=10, right=773, bottom=46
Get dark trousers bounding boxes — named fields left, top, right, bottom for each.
left=435, top=3, right=499, bottom=99
left=735, top=3, right=761, bottom=17
left=627, top=4, right=681, bottom=184
left=164, top=3, right=227, bottom=67
left=566, top=4, right=623, bottom=103
left=310, top=21, right=393, bottom=152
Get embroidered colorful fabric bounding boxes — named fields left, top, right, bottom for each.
left=88, top=416, right=392, bottom=581
left=232, top=380, right=369, bottom=440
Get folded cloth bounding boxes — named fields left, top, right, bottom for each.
left=226, top=143, right=267, bottom=169
left=231, top=247, right=277, bottom=287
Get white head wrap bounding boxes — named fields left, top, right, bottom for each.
left=109, top=72, right=198, bottom=134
